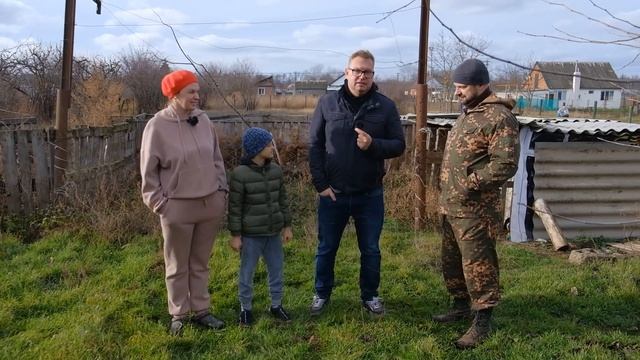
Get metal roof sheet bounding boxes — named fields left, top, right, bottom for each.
left=406, top=113, right=640, bottom=136
left=517, top=117, right=640, bottom=136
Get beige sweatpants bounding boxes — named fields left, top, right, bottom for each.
left=159, top=191, right=226, bottom=319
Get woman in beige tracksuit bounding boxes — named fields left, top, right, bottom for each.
left=140, top=70, right=228, bottom=336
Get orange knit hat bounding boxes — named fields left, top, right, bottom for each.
left=161, top=70, right=198, bottom=98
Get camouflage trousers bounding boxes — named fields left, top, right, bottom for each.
left=440, top=215, right=500, bottom=310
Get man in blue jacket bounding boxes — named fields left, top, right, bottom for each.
left=308, top=49, right=406, bottom=316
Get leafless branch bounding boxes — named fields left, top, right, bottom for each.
left=588, top=0, right=640, bottom=31
left=430, top=8, right=634, bottom=84
left=542, top=0, right=637, bottom=37
left=151, top=10, right=248, bottom=125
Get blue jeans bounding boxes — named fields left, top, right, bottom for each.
left=314, top=187, right=384, bottom=301
left=239, top=235, right=284, bottom=311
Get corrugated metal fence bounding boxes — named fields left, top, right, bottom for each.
left=533, top=142, right=640, bottom=239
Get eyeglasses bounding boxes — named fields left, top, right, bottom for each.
left=349, top=68, right=375, bottom=78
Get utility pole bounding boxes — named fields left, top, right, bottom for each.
left=54, top=0, right=76, bottom=189
left=413, top=0, right=430, bottom=230
left=54, top=0, right=101, bottom=189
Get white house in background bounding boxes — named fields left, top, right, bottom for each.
left=523, top=61, right=622, bottom=110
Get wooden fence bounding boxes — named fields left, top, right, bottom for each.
left=0, top=113, right=451, bottom=215
left=0, top=119, right=144, bottom=215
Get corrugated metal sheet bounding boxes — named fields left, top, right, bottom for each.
left=518, top=117, right=640, bottom=136
left=533, top=142, right=640, bottom=240
left=408, top=115, right=640, bottom=137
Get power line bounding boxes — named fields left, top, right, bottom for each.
left=376, top=0, right=418, bottom=24
left=80, top=3, right=419, bottom=27
left=98, top=2, right=401, bottom=65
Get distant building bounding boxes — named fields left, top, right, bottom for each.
left=255, top=76, right=274, bottom=96
left=293, top=80, right=328, bottom=96
left=327, top=74, right=345, bottom=92
left=522, top=61, right=622, bottom=110
left=402, top=79, right=444, bottom=100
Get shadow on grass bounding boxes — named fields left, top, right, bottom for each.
left=499, top=293, right=640, bottom=334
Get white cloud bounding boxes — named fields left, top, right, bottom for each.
left=0, top=0, right=30, bottom=25
left=293, top=25, right=387, bottom=45
left=104, top=7, right=189, bottom=26
left=0, top=0, right=33, bottom=34
left=437, top=0, right=524, bottom=14
left=361, top=35, right=415, bottom=52
left=0, top=36, right=16, bottom=48
left=93, top=32, right=164, bottom=52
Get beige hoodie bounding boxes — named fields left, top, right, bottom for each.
left=140, top=105, right=228, bottom=214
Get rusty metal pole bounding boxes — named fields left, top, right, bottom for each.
left=413, top=0, right=430, bottom=230
left=54, top=0, right=76, bottom=189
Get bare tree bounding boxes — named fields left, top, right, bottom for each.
left=429, top=32, right=490, bottom=107
left=520, top=0, right=640, bottom=69
left=70, top=56, right=124, bottom=126
left=0, top=42, right=62, bottom=121
left=197, top=62, right=226, bottom=109
left=119, top=48, right=169, bottom=114
left=226, top=59, right=259, bottom=111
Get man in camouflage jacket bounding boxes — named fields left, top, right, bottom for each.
left=434, top=59, right=519, bottom=349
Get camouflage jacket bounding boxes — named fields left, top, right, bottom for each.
left=438, top=93, right=519, bottom=219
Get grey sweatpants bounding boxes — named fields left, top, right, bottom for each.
left=238, top=235, right=284, bottom=310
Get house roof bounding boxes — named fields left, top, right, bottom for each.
left=295, top=80, right=328, bottom=90
left=327, top=74, right=345, bottom=91
left=256, top=76, right=274, bottom=87
left=535, top=62, right=619, bottom=90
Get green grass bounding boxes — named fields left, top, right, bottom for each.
left=1, top=224, right=639, bottom=360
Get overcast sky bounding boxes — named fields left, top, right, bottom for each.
left=2, top=0, right=639, bottom=79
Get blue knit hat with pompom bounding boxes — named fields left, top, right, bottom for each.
left=242, top=127, right=273, bottom=159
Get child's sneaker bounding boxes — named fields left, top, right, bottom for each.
left=270, top=305, right=292, bottom=322
left=239, top=309, right=253, bottom=326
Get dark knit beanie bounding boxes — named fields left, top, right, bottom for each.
left=242, top=127, right=273, bottom=159
left=452, top=59, right=490, bottom=85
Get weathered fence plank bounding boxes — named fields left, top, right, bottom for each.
left=32, top=130, right=51, bottom=207
left=16, top=130, right=32, bottom=213
left=1, top=131, right=20, bottom=212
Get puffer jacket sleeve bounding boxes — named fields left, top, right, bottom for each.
left=279, top=170, right=292, bottom=227
left=227, top=167, right=244, bottom=235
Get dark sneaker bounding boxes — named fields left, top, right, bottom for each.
left=169, top=319, right=185, bottom=336
left=310, top=295, right=329, bottom=316
left=192, top=313, right=225, bottom=330
left=239, top=309, right=253, bottom=326
left=270, top=305, right=292, bottom=322
left=362, top=296, right=385, bottom=315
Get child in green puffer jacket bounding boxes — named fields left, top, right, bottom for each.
left=228, top=127, right=293, bottom=326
